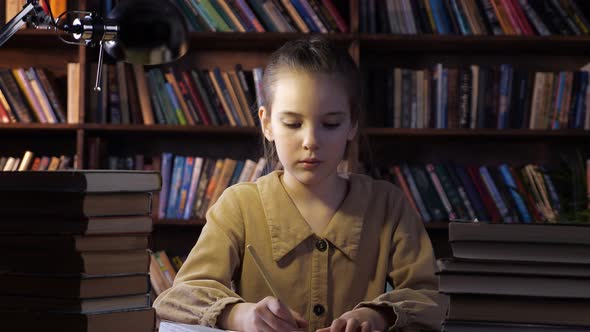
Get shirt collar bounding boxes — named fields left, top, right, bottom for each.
left=257, top=171, right=372, bottom=262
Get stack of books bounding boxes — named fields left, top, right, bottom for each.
left=0, top=170, right=161, bottom=332
left=439, top=221, right=590, bottom=332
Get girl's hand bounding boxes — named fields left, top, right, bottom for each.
left=316, top=307, right=391, bottom=332
left=220, top=296, right=307, bottom=332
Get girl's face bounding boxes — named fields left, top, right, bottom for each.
left=259, top=71, right=357, bottom=186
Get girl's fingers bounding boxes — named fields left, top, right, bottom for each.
left=344, top=318, right=360, bottom=332
left=257, top=297, right=302, bottom=331
left=251, top=309, right=278, bottom=332
left=360, top=321, right=372, bottom=332
left=289, top=308, right=308, bottom=328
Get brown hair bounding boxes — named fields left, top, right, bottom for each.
left=260, top=36, right=361, bottom=167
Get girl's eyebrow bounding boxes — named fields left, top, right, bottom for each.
left=278, top=111, right=347, bottom=117
left=277, top=111, right=302, bottom=117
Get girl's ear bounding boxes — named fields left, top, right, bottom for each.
left=258, top=106, right=274, bottom=141
left=347, top=121, right=358, bottom=141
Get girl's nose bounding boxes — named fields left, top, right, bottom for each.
left=302, top=127, right=319, bottom=151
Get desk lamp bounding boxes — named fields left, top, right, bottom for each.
left=0, top=0, right=189, bottom=90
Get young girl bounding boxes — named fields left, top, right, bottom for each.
left=154, top=37, right=447, bottom=332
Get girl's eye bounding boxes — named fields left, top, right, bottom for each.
left=283, top=123, right=301, bottom=128
left=324, top=123, right=341, bottom=128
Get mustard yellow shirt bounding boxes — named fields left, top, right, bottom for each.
left=153, top=171, right=447, bottom=331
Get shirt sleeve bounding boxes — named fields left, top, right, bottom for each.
left=355, top=192, right=449, bottom=331
left=152, top=187, right=246, bottom=327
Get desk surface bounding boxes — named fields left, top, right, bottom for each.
left=159, top=321, right=232, bottom=332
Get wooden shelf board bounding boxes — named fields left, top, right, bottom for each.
left=2, top=124, right=587, bottom=139
left=0, top=123, right=80, bottom=131
left=3, top=29, right=74, bottom=48
left=189, top=32, right=354, bottom=50
left=360, top=34, right=590, bottom=54
left=82, top=124, right=260, bottom=135
left=365, top=128, right=590, bottom=138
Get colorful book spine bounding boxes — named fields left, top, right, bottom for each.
left=176, top=156, right=195, bottom=219
left=166, top=155, right=186, bottom=219
left=479, top=165, right=511, bottom=222
left=158, top=153, right=174, bottom=220
left=400, top=165, right=432, bottom=223
left=426, top=163, right=457, bottom=220
left=499, top=164, right=532, bottom=222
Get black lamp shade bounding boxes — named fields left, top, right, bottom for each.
left=103, top=0, right=189, bottom=65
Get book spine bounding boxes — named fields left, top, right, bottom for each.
left=518, top=0, right=549, bottom=35
left=166, top=155, right=186, bottom=219
left=34, top=68, right=67, bottom=123
left=227, top=0, right=256, bottom=32
left=253, top=67, right=265, bottom=109
left=262, top=0, right=296, bottom=32
left=426, top=163, right=457, bottom=220
left=177, top=156, right=195, bottom=219
left=466, top=165, right=500, bottom=221
left=211, top=68, right=241, bottom=126
left=132, top=65, right=155, bottom=125
left=197, top=0, right=232, bottom=31
left=549, top=0, right=581, bottom=34
left=165, top=83, right=188, bottom=125
left=158, top=153, right=174, bottom=219
left=165, top=71, right=197, bottom=125
left=234, top=0, right=266, bottom=32
left=216, top=0, right=247, bottom=32
left=188, top=70, right=220, bottom=126
left=478, top=0, right=504, bottom=35
left=209, top=0, right=240, bottom=31
left=12, top=68, right=47, bottom=123
left=392, top=166, right=420, bottom=216
left=479, top=166, right=511, bottom=222
left=499, top=164, right=532, bottom=222
left=290, top=0, right=321, bottom=32
left=193, top=159, right=213, bottom=218
left=247, top=0, right=279, bottom=31
left=180, top=72, right=210, bottom=125
left=399, top=165, right=432, bottom=222
left=200, top=70, right=230, bottom=125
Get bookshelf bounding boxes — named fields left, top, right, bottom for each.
left=1, top=0, right=589, bottom=261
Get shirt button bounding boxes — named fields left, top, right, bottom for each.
left=313, top=304, right=325, bottom=316
left=315, top=239, right=328, bottom=252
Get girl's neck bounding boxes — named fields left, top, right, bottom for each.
left=280, top=171, right=348, bottom=208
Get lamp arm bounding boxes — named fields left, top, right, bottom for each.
left=0, top=2, right=36, bottom=47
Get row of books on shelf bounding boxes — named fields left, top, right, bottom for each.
left=366, top=64, right=590, bottom=130
left=0, top=67, right=69, bottom=124
left=379, top=162, right=590, bottom=224
left=174, top=0, right=348, bottom=33
left=157, top=155, right=276, bottom=220
left=361, top=0, right=590, bottom=36
left=103, top=153, right=277, bottom=220
left=0, top=151, right=72, bottom=172
left=87, top=62, right=262, bottom=127
left=149, top=250, right=187, bottom=297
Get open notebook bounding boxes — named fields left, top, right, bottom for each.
left=159, top=321, right=234, bottom=332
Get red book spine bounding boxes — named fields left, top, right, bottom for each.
left=508, top=0, right=535, bottom=35
left=182, top=71, right=211, bottom=126
left=0, top=98, right=9, bottom=123
left=392, top=166, right=419, bottom=215
left=321, top=0, right=349, bottom=32
left=467, top=165, right=502, bottom=222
